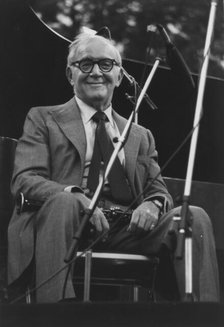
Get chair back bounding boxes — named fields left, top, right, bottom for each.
left=0, top=137, right=17, bottom=245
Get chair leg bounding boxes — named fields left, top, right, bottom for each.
left=83, top=250, right=92, bottom=302
left=133, top=286, right=139, bottom=302
left=25, top=287, right=32, bottom=304
left=150, top=260, right=159, bottom=302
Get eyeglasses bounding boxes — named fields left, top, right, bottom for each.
left=70, top=58, right=120, bottom=73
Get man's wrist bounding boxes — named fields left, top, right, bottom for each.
left=150, top=198, right=164, bottom=217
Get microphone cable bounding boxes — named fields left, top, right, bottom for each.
left=139, top=25, right=157, bottom=90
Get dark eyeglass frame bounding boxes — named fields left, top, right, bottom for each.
left=70, top=58, right=121, bottom=73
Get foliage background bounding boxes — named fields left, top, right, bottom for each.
left=29, top=0, right=224, bottom=79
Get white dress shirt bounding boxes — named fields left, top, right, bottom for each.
left=65, top=96, right=125, bottom=192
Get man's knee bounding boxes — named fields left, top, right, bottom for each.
left=165, top=205, right=213, bottom=235
left=37, top=191, right=81, bottom=228
left=189, top=205, right=213, bottom=233
left=172, top=205, right=212, bottom=233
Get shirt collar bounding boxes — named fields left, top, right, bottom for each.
left=75, top=96, right=114, bottom=127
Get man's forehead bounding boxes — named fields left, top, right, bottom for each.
left=76, top=39, right=118, bottom=59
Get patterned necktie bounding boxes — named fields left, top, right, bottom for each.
left=87, top=111, right=132, bottom=204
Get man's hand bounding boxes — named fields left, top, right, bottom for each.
left=73, top=192, right=110, bottom=235
left=127, top=201, right=160, bottom=234
left=89, top=207, right=110, bottom=235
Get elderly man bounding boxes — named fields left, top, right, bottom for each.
left=8, top=31, right=220, bottom=302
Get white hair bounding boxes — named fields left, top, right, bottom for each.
left=67, top=32, right=122, bottom=67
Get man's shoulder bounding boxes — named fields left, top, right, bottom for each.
left=27, top=98, right=76, bottom=117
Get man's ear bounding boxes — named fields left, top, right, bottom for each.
left=116, top=68, right=124, bottom=87
left=66, top=66, right=74, bottom=85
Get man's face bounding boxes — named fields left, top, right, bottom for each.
left=68, top=38, right=123, bottom=110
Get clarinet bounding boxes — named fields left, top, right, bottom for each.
left=16, top=193, right=133, bottom=224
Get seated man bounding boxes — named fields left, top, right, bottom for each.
left=7, top=31, right=220, bottom=302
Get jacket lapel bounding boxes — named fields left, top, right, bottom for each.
left=51, top=101, right=141, bottom=189
left=51, top=98, right=86, bottom=169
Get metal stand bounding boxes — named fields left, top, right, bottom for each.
left=175, top=0, right=219, bottom=301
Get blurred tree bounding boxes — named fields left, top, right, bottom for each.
left=30, top=0, right=224, bottom=79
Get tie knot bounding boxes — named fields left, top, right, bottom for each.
left=92, top=111, right=108, bottom=123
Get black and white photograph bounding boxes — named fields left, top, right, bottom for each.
left=1, top=0, right=224, bottom=326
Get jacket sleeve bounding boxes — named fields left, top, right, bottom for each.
left=135, top=127, right=173, bottom=213
left=11, top=107, right=69, bottom=203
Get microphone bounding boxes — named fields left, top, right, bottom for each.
left=122, top=67, right=158, bottom=110
left=147, top=24, right=195, bottom=93
left=122, top=67, right=135, bottom=86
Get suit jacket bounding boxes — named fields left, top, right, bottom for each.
left=7, top=97, right=173, bottom=283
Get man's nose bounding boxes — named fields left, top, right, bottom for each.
left=90, top=63, right=103, bottom=75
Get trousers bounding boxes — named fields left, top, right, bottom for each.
left=35, top=192, right=220, bottom=302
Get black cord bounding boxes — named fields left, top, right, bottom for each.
left=139, top=32, right=155, bottom=89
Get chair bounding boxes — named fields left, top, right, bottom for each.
left=73, top=250, right=159, bottom=302
left=0, top=136, right=18, bottom=302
